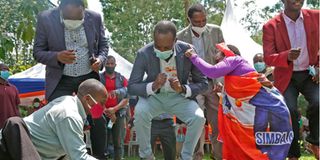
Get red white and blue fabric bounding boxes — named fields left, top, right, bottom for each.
left=218, top=72, right=293, bottom=160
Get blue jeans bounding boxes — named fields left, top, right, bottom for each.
left=134, top=93, right=205, bottom=160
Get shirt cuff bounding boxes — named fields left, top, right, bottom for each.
left=184, top=85, right=192, bottom=98
left=146, top=82, right=156, bottom=96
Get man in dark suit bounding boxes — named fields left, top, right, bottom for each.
left=128, top=21, right=207, bottom=160
left=33, top=0, right=108, bottom=102
left=263, top=0, right=319, bottom=159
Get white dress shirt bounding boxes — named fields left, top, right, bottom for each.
left=283, top=12, right=309, bottom=71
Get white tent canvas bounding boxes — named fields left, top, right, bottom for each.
left=10, top=49, right=133, bottom=80
left=221, top=0, right=263, bottom=66
left=9, top=49, right=132, bottom=106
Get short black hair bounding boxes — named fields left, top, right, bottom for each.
left=107, top=55, right=116, bottom=61
left=153, top=20, right=177, bottom=38
left=188, top=3, right=206, bottom=18
left=59, top=0, right=84, bottom=8
left=227, top=44, right=241, bottom=56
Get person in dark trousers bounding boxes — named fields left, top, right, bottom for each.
left=263, top=0, right=319, bottom=159
left=150, top=114, right=176, bottom=160
left=90, top=55, right=129, bottom=160
left=177, top=4, right=225, bottom=159
left=33, top=0, right=108, bottom=102
left=128, top=20, right=207, bottom=160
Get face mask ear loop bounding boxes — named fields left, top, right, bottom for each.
left=87, top=94, right=98, bottom=106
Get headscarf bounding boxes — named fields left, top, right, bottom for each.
left=215, top=43, right=235, bottom=57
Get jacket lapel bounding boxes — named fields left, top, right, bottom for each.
left=52, top=9, right=66, bottom=50
left=150, top=44, right=161, bottom=77
left=175, top=44, right=184, bottom=81
left=83, top=11, right=94, bottom=55
left=302, top=10, right=314, bottom=57
left=184, top=26, right=193, bottom=44
left=202, top=28, right=211, bottom=59
left=277, top=13, right=291, bottom=49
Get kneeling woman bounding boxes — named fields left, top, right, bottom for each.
left=185, top=43, right=292, bottom=160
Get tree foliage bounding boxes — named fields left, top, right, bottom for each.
left=0, top=0, right=49, bottom=72
left=204, top=0, right=226, bottom=25
left=240, top=0, right=319, bottom=44
left=101, top=0, right=197, bottom=62
left=100, top=0, right=228, bottom=62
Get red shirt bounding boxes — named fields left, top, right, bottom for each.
left=0, top=83, right=21, bottom=128
left=104, top=74, right=128, bottom=109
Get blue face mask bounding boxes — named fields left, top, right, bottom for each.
left=0, top=70, right=10, bottom=81
left=154, top=48, right=173, bottom=60
left=254, top=62, right=266, bottom=73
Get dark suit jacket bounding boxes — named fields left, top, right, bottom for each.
left=33, top=8, right=108, bottom=99
left=128, top=41, right=208, bottom=99
left=263, top=9, right=319, bottom=93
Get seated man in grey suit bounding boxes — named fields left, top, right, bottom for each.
left=128, top=20, right=207, bottom=160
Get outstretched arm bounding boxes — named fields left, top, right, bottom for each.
left=188, top=53, right=234, bottom=78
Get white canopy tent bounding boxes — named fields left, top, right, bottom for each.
left=9, top=49, right=133, bottom=106
left=221, top=0, right=263, bottom=66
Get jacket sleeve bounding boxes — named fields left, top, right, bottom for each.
left=188, top=60, right=208, bottom=98
left=262, top=23, right=291, bottom=68
left=128, top=51, right=149, bottom=97
left=217, top=26, right=225, bottom=43
left=33, top=13, right=62, bottom=69
left=55, top=118, right=97, bottom=160
left=96, top=13, right=108, bottom=70
left=116, top=76, right=129, bottom=99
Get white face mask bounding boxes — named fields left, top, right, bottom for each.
left=191, top=26, right=206, bottom=35
left=63, top=19, right=84, bottom=30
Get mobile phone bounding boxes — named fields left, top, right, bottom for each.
left=89, top=54, right=97, bottom=65
left=291, top=47, right=301, bottom=52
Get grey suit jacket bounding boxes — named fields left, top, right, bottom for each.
left=177, top=24, right=224, bottom=65
left=33, top=8, right=108, bottom=99
left=128, top=41, right=208, bottom=99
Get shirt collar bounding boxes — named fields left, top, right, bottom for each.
left=283, top=11, right=304, bottom=25
left=76, top=96, right=87, bottom=122
left=190, top=27, right=202, bottom=38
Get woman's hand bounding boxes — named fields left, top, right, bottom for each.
left=185, top=48, right=196, bottom=58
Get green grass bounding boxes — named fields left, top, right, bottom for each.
left=122, top=150, right=316, bottom=160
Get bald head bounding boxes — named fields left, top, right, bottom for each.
left=253, top=53, right=264, bottom=64
left=78, top=78, right=106, bottom=98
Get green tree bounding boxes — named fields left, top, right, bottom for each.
left=307, top=0, right=320, bottom=9
left=240, top=0, right=319, bottom=44
left=0, top=0, right=49, bottom=72
left=101, top=0, right=196, bottom=62
left=204, top=0, right=226, bottom=25
left=100, top=0, right=229, bottom=62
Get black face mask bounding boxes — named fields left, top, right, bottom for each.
left=105, top=66, right=115, bottom=74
